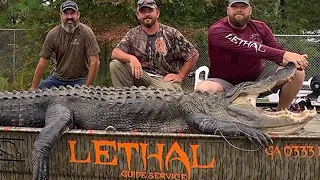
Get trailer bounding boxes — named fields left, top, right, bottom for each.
left=1, top=117, right=320, bottom=180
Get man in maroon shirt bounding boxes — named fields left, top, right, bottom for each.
left=196, top=0, right=309, bottom=111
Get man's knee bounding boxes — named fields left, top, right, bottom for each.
left=293, top=69, right=305, bottom=84
left=195, top=81, right=224, bottom=93
left=109, top=59, right=123, bottom=72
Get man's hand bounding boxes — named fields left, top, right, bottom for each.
left=163, top=74, right=183, bottom=83
left=129, top=56, right=143, bottom=79
left=283, top=52, right=309, bottom=70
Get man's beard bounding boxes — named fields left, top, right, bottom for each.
left=141, top=17, right=156, bottom=28
left=61, top=19, right=78, bottom=33
left=228, top=14, right=250, bottom=28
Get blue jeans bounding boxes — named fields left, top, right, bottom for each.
left=38, top=75, right=86, bottom=89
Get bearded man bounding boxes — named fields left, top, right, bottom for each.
left=109, top=0, right=199, bottom=90
left=196, top=0, right=309, bottom=111
left=30, top=1, right=100, bottom=90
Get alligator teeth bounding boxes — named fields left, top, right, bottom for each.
left=287, top=76, right=294, bottom=82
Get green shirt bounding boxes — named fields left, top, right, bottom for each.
left=40, top=23, right=100, bottom=80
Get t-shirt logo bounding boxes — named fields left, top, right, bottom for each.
left=71, top=38, right=79, bottom=45
left=225, top=33, right=266, bottom=53
left=155, top=37, right=167, bottom=56
left=250, top=33, right=262, bottom=43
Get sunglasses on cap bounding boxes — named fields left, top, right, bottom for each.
left=137, top=0, right=156, bottom=5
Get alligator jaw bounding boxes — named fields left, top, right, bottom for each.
left=230, top=92, right=317, bottom=134
left=228, top=63, right=317, bottom=134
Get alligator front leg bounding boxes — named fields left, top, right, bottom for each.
left=186, top=113, right=272, bottom=148
left=32, top=104, right=73, bottom=180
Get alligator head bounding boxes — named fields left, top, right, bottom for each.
left=219, top=63, right=317, bottom=134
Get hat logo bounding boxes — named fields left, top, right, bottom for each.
left=61, top=1, right=78, bottom=12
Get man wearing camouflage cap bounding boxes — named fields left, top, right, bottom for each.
left=110, top=0, right=199, bottom=90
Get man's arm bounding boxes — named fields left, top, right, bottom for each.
left=30, top=29, right=54, bottom=90
left=164, top=29, right=199, bottom=83
left=210, top=27, right=308, bottom=69
left=111, top=48, right=136, bottom=63
left=30, top=58, right=48, bottom=90
left=209, top=27, right=285, bottom=63
left=85, top=54, right=100, bottom=86
left=178, top=53, right=199, bottom=79
left=261, top=24, right=309, bottom=69
left=164, top=53, right=199, bottom=83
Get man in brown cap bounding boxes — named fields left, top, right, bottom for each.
left=110, top=0, right=199, bottom=90
left=196, top=0, right=309, bottom=111
left=30, top=0, right=100, bottom=90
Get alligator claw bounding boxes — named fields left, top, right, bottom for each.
left=246, top=136, right=255, bottom=145
left=244, top=130, right=271, bottom=149
left=234, top=123, right=272, bottom=149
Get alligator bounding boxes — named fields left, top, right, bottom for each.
left=0, top=63, right=317, bottom=180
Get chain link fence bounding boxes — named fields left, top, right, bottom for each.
left=0, top=29, right=31, bottom=88
left=1, top=29, right=320, bottom=91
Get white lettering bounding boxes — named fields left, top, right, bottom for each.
left=250, top=42, right=259, bottom=53
left=225, top=34, right=267, bottom=53
left=225, top=33, right=233, bottom=40
left=242, top=40, right=251, bottom=47
left=230, top=36, right=239, bottom=44
left=258, top=44, right=266, bottom=53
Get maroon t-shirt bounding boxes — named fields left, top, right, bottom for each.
left=208, top=17, right=286, bottom=85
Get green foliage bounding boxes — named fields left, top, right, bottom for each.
left=0, top=75, right=8, bottom=91
left=158, top=0, right=227, bottom=28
